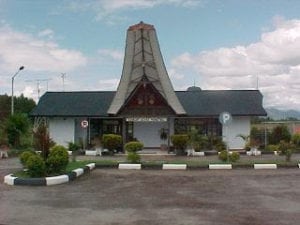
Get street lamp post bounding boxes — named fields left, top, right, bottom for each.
left=11, top=66, right=25, bottom=115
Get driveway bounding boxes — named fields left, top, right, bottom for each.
left=1, top=162, right=300, bottom=225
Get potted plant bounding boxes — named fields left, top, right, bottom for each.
left=160, top=128, right=168, bottom=151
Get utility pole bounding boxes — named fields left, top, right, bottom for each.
left=61, top=73, right=66, bottom=91
left=11, top=66, right=25, bottom=115
left=25, top=79, right=51, bottom=101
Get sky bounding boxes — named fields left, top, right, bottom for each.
left=1, top=0, right=300, bottom=111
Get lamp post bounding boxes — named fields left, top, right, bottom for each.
left=11, top=66, right=25, bottom=115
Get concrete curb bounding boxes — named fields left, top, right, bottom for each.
left=119, top=163, right=141, bottom=170
left=209, top=164, right=232, bottom=170
left=4, top=163, right=96, bottom=186
left=162, top=164, right=187, bottom=170
left=254, top=164, right=277, bottom=169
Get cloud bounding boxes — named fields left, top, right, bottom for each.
left=68, top=0, right=204, bottom=23
left=38, top=29, right=54, bottom=39
left=0, top=25, right=87, bottom=73
left=97, top=49, right=123, bottom=61
left=170, top=18, right=300, bottom=110
left=98, top=79, right=119, bottom=90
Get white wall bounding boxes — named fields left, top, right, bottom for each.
left=49, top=118, right=75, bottom=147
left=134, top=121, right=168, bottom=148
left=222, top=116, right=250, bottom=150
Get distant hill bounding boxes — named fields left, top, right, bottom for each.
left=266, top=108, right=300, bottom=120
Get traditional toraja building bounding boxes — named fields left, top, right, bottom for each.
left=31, top=22, right=267, bottom=150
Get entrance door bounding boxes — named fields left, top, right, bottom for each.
left=134, top=122, right=168, bottom=148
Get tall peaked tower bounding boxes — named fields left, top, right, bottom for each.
left=107, top=21, right=186, bottom=116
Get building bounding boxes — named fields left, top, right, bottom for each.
left=31, top=22, right=267, bottom=150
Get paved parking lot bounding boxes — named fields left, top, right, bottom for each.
left=1, top=159, right=300, bottom=225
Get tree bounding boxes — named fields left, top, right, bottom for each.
left=33, top=123, right=55, bottom=160
left=269, top=125, right=291, bottom=145
left=4, top=113, right=30, bottom=148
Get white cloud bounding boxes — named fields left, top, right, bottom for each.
left=69, top=0, right=204, bottom=23
left=38, top=29, right=54, bottom=39
left=98, top=79, right=119, bottom=90
left=170, top=18, right=300, bottom=110
left=0, top=25, right=87, bottom=73
left=97, top=49, right=123, bottom=61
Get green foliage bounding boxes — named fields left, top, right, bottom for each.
left=218, top=150, right=228, bottom=162
left=125, top=141, right=143, bottom=152
left=0, top=94, right=36, bottom=122
left=188, top=129, right=209, bottom=151
left=33, top=123, right=55, bottom=160
left=127, top=152, right=141, bottom=163
left=68, top=142, right=80, bottom=162
left=265, top=144, right=279, bottom=152
left=4, top=113, right=30, bottom=148
left=278, top=141, right=295, bottom=162
left=20, top=150, right=36, bottom=166
left=292, top=133, right=300, bottom=147
left=46, top=145, right=69, bottom=175
left=26, top=154, right=46, bottom=177
left=171, top=134, right=189, bottom=155
left=228, top=152, right=240, bottom=162
left=68, top=142, right=80, bottom=151
left=102, top=134, right=122, bottom=154
left=269, top=125, right=291, bottom=145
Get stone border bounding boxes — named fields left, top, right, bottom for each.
left=4, top=163, right=95, bottom=186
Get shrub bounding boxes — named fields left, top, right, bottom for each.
left=218, top=150, right=228, bottom=162
left=125, top=141, right=144, bottom=152
left=171, top=134, right=189, bottom=155
left=125, top=141, right=143, bottom=163
left=26, top=154, right=46, bottom=177
left=33, top=124, right=55, bottom=160
left=269, top=125, right=291, bottom=145
left=68, top=142, right=80, bottom=162
left=292, top=133, right=300, bottom=147
left=20, top=150, right=36, bottom=166
left=265, top=144, right=279, bottom=152
left=46, top=145, right=69, bottom=175
left=127, top=152, right=141, bottom=163
left=229, top=152, right=240, bottom=162
left=102, top=134, right=122, bottom=154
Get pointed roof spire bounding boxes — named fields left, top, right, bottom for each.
left=108, top=22, right=186, bottom=115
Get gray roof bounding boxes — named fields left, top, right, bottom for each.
left=107, top=22, right=186, bottom=115
left=31, top=90, right=267, bottom=117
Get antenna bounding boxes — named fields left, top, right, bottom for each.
left=25, top=79, right=51, bottom=100
left=256, top=74, right=259, bottom=90
left=61, top=73, right=66, bottom=91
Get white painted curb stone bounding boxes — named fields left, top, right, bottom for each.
left=4, top=174, right=16, bottom=185
left=85, top=150, right=97, bottom=156
left=209, top=164, right=232, bottom=170
left=86, top=163, right=96, bottom=170
left=72, top=168, right=84, bottom=177
left=254, top=164, right=277, bottom=169
left=119, top=164, right=141, bottom=170
left=298, top=164, right=300, bottom=168
left=162, top=164, right=187, bottom=170
left=46, top=175, right=69, bottom=186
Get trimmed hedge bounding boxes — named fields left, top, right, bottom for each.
left=46, top=145, right=69, bottom=175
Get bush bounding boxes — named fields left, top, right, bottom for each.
left=292, top=133, right=300, bottom=147
left=46, top=145, right=69, bottom=175
left=127, top=152, right=141, bottom=163
left=171, top=134, right=189, bottom=155
left=265, top=144, right=279, bottom=152
left=229, top=152, right=240, bottom=162
left=102, top=134, right=122, bottom=154
left=26, top=154, right=46, bottom=177
left=218, top=150, right=228, bottom=162
left=269, top=125, right=291, bottom=145
left=125, top=141, right=143, bottom=163
left=33, top=123, right=55, bottom=160
left=20, top=150, right=36, bottom=166
left=125, top=141, right=143, bottom=152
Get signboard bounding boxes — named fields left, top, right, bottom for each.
left=219, top=112, right=232, bottom=125
left=81, top=120, right=89, bottom=128
left=126, top=117, right=167, bottom=122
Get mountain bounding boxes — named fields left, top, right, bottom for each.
left=266, top=108, right=300, bottom=120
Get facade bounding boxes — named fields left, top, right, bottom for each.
left=31, top=22, right=267, bottom=150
